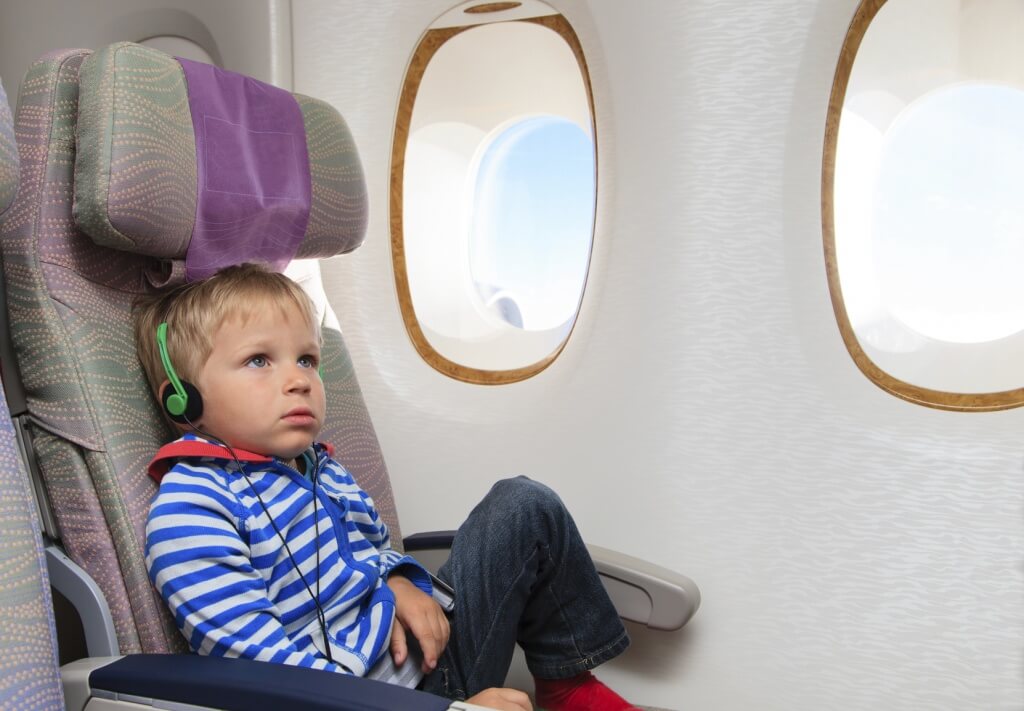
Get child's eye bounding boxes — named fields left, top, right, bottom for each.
left=298, top=355, right=317, bottom=369
left=246, top=355, right=268, bottom=368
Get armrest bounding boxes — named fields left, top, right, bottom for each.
left=403, top=530, right=458, bottom=551
left=46, top=543, right=119, bottom=657
left=61, top=654, right=453, bottom=711
left=587, top=544, right=701, bottom=631
left=403, top=530, right=457, bottom=575
left=403, top=531, right=701, bottom=631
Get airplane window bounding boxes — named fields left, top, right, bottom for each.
left=824, top=0, right=1024, bottom=410
left=470, top=116, right=594, bottom=332
left=392, top=1, right=595, bottom=384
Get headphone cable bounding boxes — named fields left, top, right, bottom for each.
left=183, top=419, right=335, bottom=665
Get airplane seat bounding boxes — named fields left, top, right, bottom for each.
left=1, top=47, right=189, bottom=658
left=0, top=41, right=697, bottom=710
left=0, top=76, right=66, bottom=711
left=0, top=379, right=65, bottom=711
left=0, top=385, right=65, bottom=711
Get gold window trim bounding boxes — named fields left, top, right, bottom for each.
left=390, top=13, right=597, bottom=385
left=823, top=0, right=1024, bottom=411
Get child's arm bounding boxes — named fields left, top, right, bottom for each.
left=145, top=466, right=345, bottom=673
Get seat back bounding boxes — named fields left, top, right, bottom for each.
left=0, top=44, right=401, bottom=658
left=0, top=76, right=65, bottom=710
left=0, top=377, right=64, bottom=711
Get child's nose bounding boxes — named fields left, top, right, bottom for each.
left=284, top=365, right=312, bottom=391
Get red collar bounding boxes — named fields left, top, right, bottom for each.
left=147, top=439, right=336, bottom=483
left=147, top=440, right=271, bottom=483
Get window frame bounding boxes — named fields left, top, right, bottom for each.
left=823, top=0, right=1024, bottom=411
left=390, top=12, right=596, bottom=385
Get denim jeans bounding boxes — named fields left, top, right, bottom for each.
left=418, top=477, right=630, bottom=700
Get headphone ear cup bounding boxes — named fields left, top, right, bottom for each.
left=162, top=381, right=204, bottom=424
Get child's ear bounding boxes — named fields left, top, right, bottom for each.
left=157, top=380, right=172, bottom=410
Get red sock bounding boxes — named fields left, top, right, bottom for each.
left=533, top=671, right=639, bottom=711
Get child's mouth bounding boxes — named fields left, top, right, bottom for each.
left=282, top=408, right=316, bottom=426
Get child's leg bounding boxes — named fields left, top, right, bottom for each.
left=418, top=476, right=630, bottom=701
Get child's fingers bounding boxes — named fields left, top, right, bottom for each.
left=409, top=605, right=449, bottom=673
left=386, top=576, right=450, bottom=672
left=414, top=615, right=441, bottom=673
left=390, top=618, right=408, bottom=665
left=426, top=607, right=448, bottom=665
left=436, top=606, right=450, bottom=650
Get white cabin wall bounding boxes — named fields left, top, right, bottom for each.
left=0, top=0, right=292, bottom=96
left=294, top=1, right=1023, bottom=708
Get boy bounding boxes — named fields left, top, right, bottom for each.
left=134, top=263, right=638, bottom=711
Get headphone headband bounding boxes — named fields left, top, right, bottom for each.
left=157, top=321, right=198, bottom=420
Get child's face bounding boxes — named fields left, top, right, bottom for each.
left=193, top=301, right=325, bottom=466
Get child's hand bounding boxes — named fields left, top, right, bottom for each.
left=465, top=688, right=532, bottom=711
left=386, top=575, right=450, bottom=674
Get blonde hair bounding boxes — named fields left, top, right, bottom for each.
left=133, top=263, right=321, bottom=397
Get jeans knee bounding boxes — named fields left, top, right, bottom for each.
left=488, top=476, right=567, bottom=522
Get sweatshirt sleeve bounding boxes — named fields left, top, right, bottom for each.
left=145, top=464, right=347, bottom=673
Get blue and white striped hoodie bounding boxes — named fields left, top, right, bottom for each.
left=144, top=433, right=432, bottom=676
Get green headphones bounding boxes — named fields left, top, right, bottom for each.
left=156, top=322, right=204, bottom=423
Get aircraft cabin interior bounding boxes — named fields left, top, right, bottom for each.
left=0, top=1, right=1020, bottom=710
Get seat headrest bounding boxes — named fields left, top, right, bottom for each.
left=0, top=79, right=17, bottom=218
left=73, top=42, right=367, bottom=283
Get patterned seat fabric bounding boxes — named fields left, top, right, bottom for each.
left=0, top=44, right=399, bottom=657
left=0, top=385, right=64, bottom=711
left=0, top=78, right=64, bottom=710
